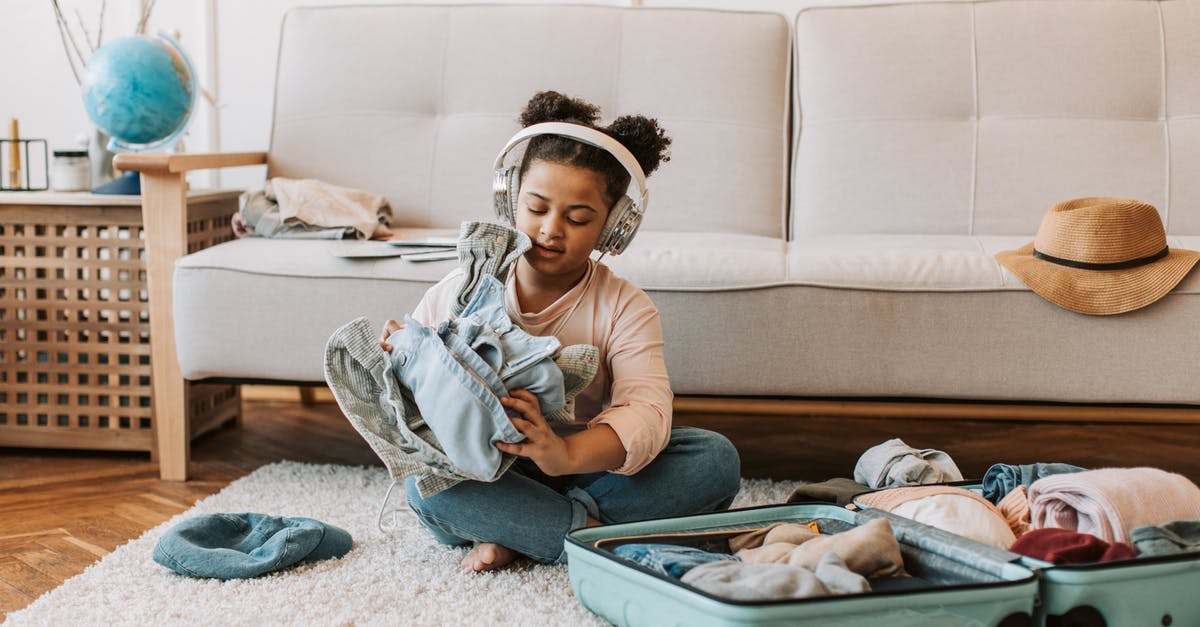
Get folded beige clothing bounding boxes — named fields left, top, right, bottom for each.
left=891, top=494, right=1017, bottom=549
left=728, top=522, right=819, bottom=553
left=1029, top=467, right=1200, bottom=544
left=733, top=517, right=906, bottom=579
left=680, top=553, right=870, bottom=601
left=270, top=177, right=393, bottom=239
left=856, top=485, right=1019, bottom=548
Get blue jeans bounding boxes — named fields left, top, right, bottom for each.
left=405, top=426, right=741, bottom=564
left=388, top=275, right=566, bottom=483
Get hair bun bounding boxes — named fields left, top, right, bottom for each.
left=518, top=91, right=601, bottom=127
left=606, top=115, right=672, bottom=177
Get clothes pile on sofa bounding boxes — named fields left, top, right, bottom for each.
left=235, top=177, right=395, bottom=240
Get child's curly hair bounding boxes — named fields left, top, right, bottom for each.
left=517, top=90, right=671, bottom=207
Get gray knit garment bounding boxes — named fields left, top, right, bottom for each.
left=324, top=316, right=499, bottom=497
left=325, top=221, right=602, bottom=496
left=546, top=343, right=599, bottom=424
left=452, top=220, right=599, bottom=424
left=451, top=221, right=532, bottom=317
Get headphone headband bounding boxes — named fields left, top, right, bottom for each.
left=493, top=122, right=649, bottom=209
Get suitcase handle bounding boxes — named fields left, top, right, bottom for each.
left=856, top=507, right=1025, bottom=579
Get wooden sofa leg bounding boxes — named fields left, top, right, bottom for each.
left=140, top=171, right=191, bottom=481
left=298, top=386, right=318, bottom=406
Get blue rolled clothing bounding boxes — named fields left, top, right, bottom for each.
left=981, top=462, right=1086, bottom=504
left=387, top=275, right=567, bottom=482
left=614, top=543, right=741, bottom=578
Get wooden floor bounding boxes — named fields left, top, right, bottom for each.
left=3, top=392, right=1200, bottom=619
left=0, top=396, right=379, bottom=620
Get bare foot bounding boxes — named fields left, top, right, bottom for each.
left=460, top=542, right=521, bottom=572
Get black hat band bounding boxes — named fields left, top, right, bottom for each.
left=1032, top=246, right=1169, bottom=270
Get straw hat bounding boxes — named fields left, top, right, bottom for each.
left=995, top=197, right=1200, bottom=315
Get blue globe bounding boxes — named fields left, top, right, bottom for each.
left=81, top=34, right=197, bottom=152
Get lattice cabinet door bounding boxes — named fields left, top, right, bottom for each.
left=0, top=191, right=242, bottom=452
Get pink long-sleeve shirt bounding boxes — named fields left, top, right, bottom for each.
left=410, top=259, right=673, bottom=474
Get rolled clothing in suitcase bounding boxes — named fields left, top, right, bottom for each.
left=566, top=503, right=1038, bottom=627
left=854, top=482, right=1200, bottom=627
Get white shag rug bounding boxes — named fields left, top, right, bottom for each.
left=6, top=462, right=802, bottom=627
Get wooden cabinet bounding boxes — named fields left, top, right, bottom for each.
left=0, top=191, right=241, bottom=453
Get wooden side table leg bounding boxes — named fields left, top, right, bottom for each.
left=140, top=172, right=191, bottom=481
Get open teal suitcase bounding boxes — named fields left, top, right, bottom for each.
left=565, top=503, right=1038, bottom=626
left=853, top=483, right=1200, bottom=627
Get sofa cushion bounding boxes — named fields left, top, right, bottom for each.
left=652, top=285, right=1200, bottom=403
left=174, top=233, right=1200, bottom=388
left=173, top=232, right=790, bottom=381
left=788, top=235, right=1200, bottom=293
left=791, top=0, right=1199, bottom=237
left=269, top=5, right=791, bottom=238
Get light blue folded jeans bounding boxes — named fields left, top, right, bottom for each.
left=405, top=426, right=742, bottom=564
left=613, top=543, right=740, bottom=578
left=388, top=276, right=566, bottom=482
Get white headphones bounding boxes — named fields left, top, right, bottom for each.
left=492, top=122, right=649, bottom=256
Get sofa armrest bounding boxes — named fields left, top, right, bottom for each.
left=120, top=151, right=266, bottom=482
left=114, top=151, right=268, bottom=174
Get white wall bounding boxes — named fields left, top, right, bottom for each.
left=212, top=0, right=630, bottom=190
left=3, top=1, right=135, bottom=152
left=1, top=1, right=216, bottom=186
left=4, top=0, right=806, bottom=192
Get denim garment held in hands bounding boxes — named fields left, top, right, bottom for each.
left=388, top=275, right=566, bottom=482
left=327, top=221, right=598, bottom=499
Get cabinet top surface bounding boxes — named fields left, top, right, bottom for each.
left=0, top=189, right=242, bottom=206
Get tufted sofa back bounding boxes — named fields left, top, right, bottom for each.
left=267, top=5, right=791, bottom=238
left=791, top=0, right=1200, bottom=237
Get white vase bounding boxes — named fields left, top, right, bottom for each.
left=88, top=128, right=116, bottom=190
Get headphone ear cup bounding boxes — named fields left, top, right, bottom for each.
left=492, top=166, right=520, bottom=225
left=507, top=168, right=521, bottom=224
left=597, top=196, right=641, bottom=254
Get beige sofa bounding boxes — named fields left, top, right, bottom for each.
left=122, top=1, right=1200, bottom=480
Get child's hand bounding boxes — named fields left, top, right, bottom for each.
left=497, top=389, right=572, bottom=476
left=231, top=212, right=254, bottom=237
left=378, top=319, right=404, bottom=352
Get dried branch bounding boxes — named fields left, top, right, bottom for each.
left=200, top=87, right=219, bottom=108
left=74, top=8, right=96, bottom=52
left=96, top=0, right=106, bottom=48
left=54, top=0, right=90, bottom=65
left=137, top=0, right=157, bottom=35
left=50, top=0, right=85, bottom=85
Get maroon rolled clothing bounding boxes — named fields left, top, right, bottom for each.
left=1010, top=527, right=1136, bottom=564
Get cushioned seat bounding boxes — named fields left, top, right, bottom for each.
left=173, top=231, right=790, bottom=381
left=176, top=231, right=1200, bottom=404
